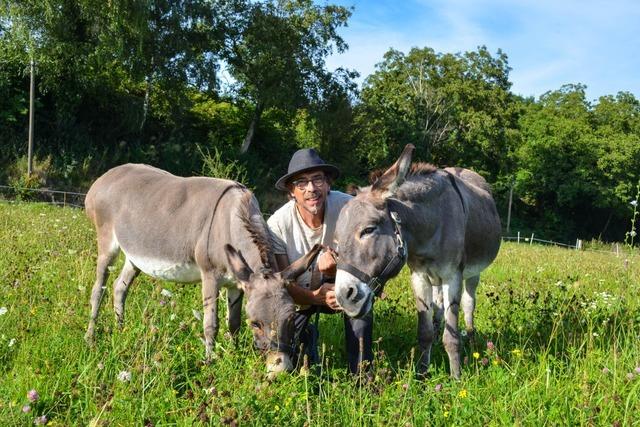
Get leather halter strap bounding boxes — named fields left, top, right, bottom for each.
left=336, top=208, right=407, bottom=297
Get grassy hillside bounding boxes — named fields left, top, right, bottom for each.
left=1, top=202, right=639, bottom=426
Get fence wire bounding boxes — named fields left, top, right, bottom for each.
left=1, top=183, right=638, bottom=258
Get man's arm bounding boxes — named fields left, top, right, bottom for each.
left=274, top=254, right=340, bottom=309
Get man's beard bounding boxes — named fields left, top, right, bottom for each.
left=303, top=192, right=322, bottom=215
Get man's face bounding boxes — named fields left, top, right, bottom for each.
left=288, top=170, right=329, bottom=217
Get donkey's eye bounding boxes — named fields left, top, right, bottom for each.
left=250, top=321, right=262, bottom=329
left=360, top=226, right=376, bottom=238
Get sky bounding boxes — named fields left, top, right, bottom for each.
left=324, top=0, right=640, bottom=102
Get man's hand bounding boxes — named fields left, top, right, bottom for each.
left=312, top=283, right=341, bottom=311
left=317, top=247, right=338, bottom=277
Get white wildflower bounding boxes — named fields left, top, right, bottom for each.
left=631, top=200, right=638, bottom=207
left=460, top=330, right=467, bottom=337
left=8, top=338, right=16, bottom=347
left=592, top=332, right=599, bottom=337
left=161, top=289, right=173, bottom=298
left=117, top=370, right=131, bottom=382
left=0, top=307, right=7, bottom=316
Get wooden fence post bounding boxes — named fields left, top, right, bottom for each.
left=530, top=233, right=534, bottom=245
left=517, top=231, right=520, bottom=244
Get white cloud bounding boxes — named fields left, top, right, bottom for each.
left=325, top=0, right=640, bottom=99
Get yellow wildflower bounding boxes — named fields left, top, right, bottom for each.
left=458, top=389, right=468, bottom=398
left=511, top=349, right=523, bottom=357
left=473, top=352, right=480, bottom=359
left=443, top=411, right=449, bottom=418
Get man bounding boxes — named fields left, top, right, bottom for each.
left=267, top=148, right=373, bottom=374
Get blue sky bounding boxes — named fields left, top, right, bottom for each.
left=324, top=0, right=640, bottom=101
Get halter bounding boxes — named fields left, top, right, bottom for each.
left=337, top=206, right=407, bottom=297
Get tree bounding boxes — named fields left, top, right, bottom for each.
left=221, top=0, right=351, bottom=153
left=354, top=46, right=517, bottom=180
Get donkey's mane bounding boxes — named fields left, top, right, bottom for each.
left=238, top=191, right=274, bottom=270
left=368, top=162, right=438, bottom=184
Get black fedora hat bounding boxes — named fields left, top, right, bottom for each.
left=275, top=148, right=340, bottom=191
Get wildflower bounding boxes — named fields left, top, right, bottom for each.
left=631, top=231, right=637, bottom=237
left=592, top=332, right=599, bottom=337
left=0, top=307, right=7, bottom=316
left=460, top=330, right=467, bottom=337
left=602, top=367, right=610, bottom=374
left=34, top=415, right=47, bottom=425
left=8, top=338, right=16, bottom=347
left=160, top=289, right=173, bottom=298
left=117, top=371, right=132, bottom=382
left=434, top=383, right=443, bottom=392
left=481, top=357, right=489, bottom=367
left=626, top=372, right=634, bottom=381
left=486, top=341, right=495, bottom=351
left=27, top=390, right=39, bottom=403
left=473, top=352, right=480, bottom=359
left=511, top=349, right=523, bottom=358
left=97, top=362, right=104, bottom=370
left=631, top=200, right=638, bottom=207
left=22, top=405, right=31, bottom=413
left=159, top=300, right=166, bottom=307
left=493, top=357, right=501, bottom=366
left=402, top=383, right=409, bottom=391
left=458, top=389, right=468, bottom=398
left=635, top=367, right=640, bottom=375
left=443, top=411, right=449, bottom=418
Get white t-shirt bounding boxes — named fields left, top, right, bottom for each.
left=267, top=191, right=352, bottom=289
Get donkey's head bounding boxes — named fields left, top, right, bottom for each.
left=224, top=244, right=321, bottom=377
left=334, top=144, right=415, bottom=318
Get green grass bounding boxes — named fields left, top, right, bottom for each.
left=1, top=201, right=639, bottom=426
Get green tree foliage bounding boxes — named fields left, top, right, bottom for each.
left=221, top=0, right=352, bottom=153
left=2, top=1, right=640, bottom=241
left=355, top=46, right=518, bottom=180
left=515, top=85, right=640, bottom=240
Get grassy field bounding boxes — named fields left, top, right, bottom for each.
left=1, top=201, right=639, bottom=426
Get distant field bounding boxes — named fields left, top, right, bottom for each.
left=1, top=202, right=639, bottom=426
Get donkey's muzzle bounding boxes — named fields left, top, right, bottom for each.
left=335, top=270, right=374, bottom=318
left=266, top=352, right=294, bottom=380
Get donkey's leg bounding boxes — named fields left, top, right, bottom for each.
left=431, top=277, right=444, bottom=333
left=442, top=271, right=463, bottom=379
left=411, top=270, right=435, bottom=375
left=461, top=275, right=480, bottom=340
left=113, top=258, right=140, bottom=328
left=201, top=271, right=221, bottom=361
left=85, top=228, right=119, bottom=344
left=226, top=287, right=244, bottom=337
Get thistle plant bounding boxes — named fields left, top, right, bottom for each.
left=625, top=179, right=640, bottom=247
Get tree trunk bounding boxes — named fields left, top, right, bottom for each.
left=240, top=101, right=264, bottom=154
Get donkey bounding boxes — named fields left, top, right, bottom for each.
left=334, top=145, right=501, bottom=378
left=84, top=164, right=320, bottom=376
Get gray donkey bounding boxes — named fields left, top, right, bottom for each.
left=84, top=164, right=320, bottom=376
left=334, top=145, right=501, bottom=378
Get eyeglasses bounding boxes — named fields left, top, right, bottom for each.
left=291, top=175, right=326, bottom=190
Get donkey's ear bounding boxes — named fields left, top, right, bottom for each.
left=371, top=144, right=415, bottom=199
left=224, top=244, right=253, bottom=290
left=281, top=244, right=322, bottom=282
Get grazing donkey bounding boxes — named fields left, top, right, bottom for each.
left=84, top=164, right=320, bottom=376
left=334, top=145, right=501, bottom=378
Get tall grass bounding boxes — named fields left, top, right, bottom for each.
left=1, top=202, right=639, bottom=425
